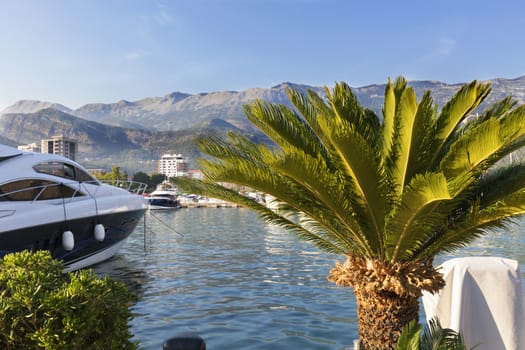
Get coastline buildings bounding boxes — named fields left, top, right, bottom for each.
left=17, top=142, right=41, bottom=153
left=158, top=153, right=188, bottom=179
left=41, top=135, right=77, bottom=161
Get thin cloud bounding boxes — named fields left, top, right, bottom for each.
left=412, top=36, right=457, bottom=66
left=153, top=1, right=176, bottom=26
left=136, top=3, right=180, bottom=39
left=433, top=37, right=456, bottom=57
left=155, top=8, right=173, bottom=26
left=125, top=50, right=151, bottom=61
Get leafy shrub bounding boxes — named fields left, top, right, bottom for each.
left=0, top=250, right=139, bottom=349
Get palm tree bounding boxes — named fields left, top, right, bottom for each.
left=174, top=77, right=525, bottom=350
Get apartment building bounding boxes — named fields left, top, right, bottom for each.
left=158, top=153, right=188, bottom=178
left=41, top=135, right=77, bottom=161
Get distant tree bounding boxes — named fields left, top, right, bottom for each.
left=112, top=166, right=122, bottom=181
left=90, top=170, right=107, bottom=179
left=150, top=173, right=166, bottom=188
left=132, top=171, right=149, bottom=184
left=92, top=166, right=129, bottom=183
left=131, top=172, right=165, bottom=191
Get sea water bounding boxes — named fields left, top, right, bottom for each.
left=93, top=208, right=525, bottom=350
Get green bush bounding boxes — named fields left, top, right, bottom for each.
left=0, top=250, right=139, bottom=350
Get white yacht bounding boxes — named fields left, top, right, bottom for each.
left=0, top=144, right=147, bottom=271
left=147, top=181, right=181, bottom=210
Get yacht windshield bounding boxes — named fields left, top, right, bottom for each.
left=33, top=161, right=98, bottom=183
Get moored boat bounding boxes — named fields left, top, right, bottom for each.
left=147, top=195, right=181, bottom=210
left=147, top=181, right=181, bottom=210
left=0, top=144, right=147, bottom=271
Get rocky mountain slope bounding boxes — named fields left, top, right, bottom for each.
left=3, top=77, right=525, bottom=133
left=0, top=108, right=267, bottom=172
left=1, top=76, right=524, bottom=173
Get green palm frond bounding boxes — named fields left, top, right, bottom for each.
left=243, top=101, right=322, bottom=157
left=222, top=131, right=267, bottom=160
left=431, top=81, right=491, bottom=168
left=475, top=164, right=525, bottom=207
left=197, top=129, right=274, bottom=160
left=420, top=318, right=468, bottom=350
left=397, top=318, right=468, bottom=350
left=291, top=88, right=336, bottom=156
left=272, top=149, right=375, bottom=254
left=287, top=82, right=389, bottom=255
left=440, top=118, right=502, bottom=180
left=440, top=104, right=525, bottom=184
left=196, top=141, right=374, bottom=254
left=435, top=81, right=491, bottom=142
left=380, top=80, right=439, bottom=189
left=386, top=172, right=452, bottom=260
left=321, top=119, right=386, bottom=247
left=396, top=320, right=422, bottom=350
left=389, top=86, right=419, bottom=194
left=498, top=104, right=525, bottom=147
left=319, top=89, right=389, bottom=255
left=286, top=88, right=331, bottom=161
left=464, top=96, right=517, bottom=133
left=481, top=96, right=517, bottom=119
left=416, top=190, right=525, bottom=258
left=381, top=78, right=396, bottom=162
left=405, top=91, right=438, bottom=180
left=325, top=82, right=380, bottom=142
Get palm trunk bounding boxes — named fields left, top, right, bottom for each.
left=328, top=256, right=445, bottom=350
left=354, top=288, right=419, bottom=350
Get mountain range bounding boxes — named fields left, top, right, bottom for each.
left=1, top=76, right=524, bottom=173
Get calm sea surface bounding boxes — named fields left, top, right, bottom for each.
left=92, top=208, right=525, bottom=350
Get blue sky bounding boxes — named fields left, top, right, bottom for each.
left=0, top=0, right=524, bottom=110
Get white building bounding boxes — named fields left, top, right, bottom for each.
left=41, top=135, right=77, bottom=161
left=17, top=142, right=41, bottom=153
left=187, top=169, right=203, bottom=180
left=158, top=153, right=188, bottom=178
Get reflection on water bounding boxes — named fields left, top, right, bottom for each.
left=94, top=208, right=356, bottom=350
left=93, top=209, right=525, bottom=350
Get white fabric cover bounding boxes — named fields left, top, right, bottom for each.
left=422, top=257, right=525, bottom=350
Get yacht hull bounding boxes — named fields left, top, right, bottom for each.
left=0, top=208, right=145, bottom=270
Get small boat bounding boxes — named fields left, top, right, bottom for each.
left=147, top=181, right=181, bottom=210
left=0, top=144, right=147, bottom=271
left=148, top=194, right=181, bottom=210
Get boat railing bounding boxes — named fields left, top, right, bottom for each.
left=0, top=181, right=86, bottom=203
left=98, top=180, right=148, bottom=195
left=0, top=180, right=148, bottom=204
